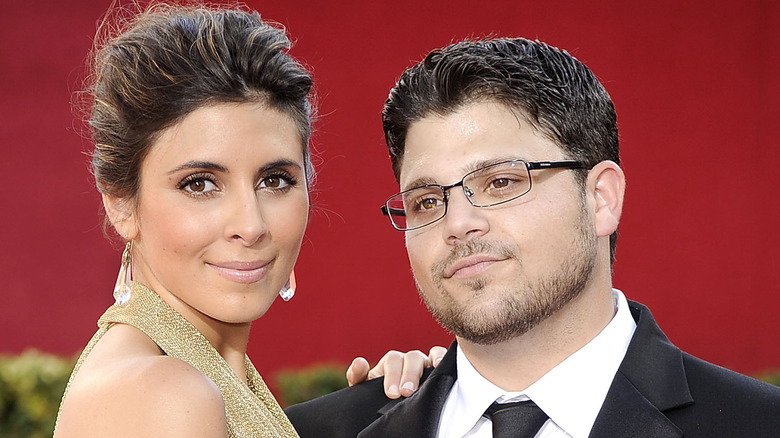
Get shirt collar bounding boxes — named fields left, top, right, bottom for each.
left=526, top=288, right=636, bottom=437
left=444, top=346, right=520, bottom=437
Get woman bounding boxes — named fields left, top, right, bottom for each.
left=54, top=4, right=437, bottom=437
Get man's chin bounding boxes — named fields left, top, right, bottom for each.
left=450, top=323, right=529, bottom=346
left=431, top=304, right=536, bottom=345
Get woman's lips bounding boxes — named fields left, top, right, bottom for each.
left=207, top=260, right=269, bottom=284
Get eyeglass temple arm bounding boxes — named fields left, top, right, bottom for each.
left=527, top=160, right=586, bottom=170
left=527, top=160, right=586, bottom=169
left=380, top=205, right=406, bottom=217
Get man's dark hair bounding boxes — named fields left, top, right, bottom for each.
left=382, top=37, right=619, bottom=263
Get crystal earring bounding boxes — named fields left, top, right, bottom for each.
left=113, top=241, right=133, bottom=305
left=279, top=269, right=296, bottom=301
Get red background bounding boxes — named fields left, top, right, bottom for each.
left=1, top=0, right=779, bottom=385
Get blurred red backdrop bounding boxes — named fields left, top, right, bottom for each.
left=1, top=0, right=778, bottom=386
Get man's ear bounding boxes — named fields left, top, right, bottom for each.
left=587, top=160, right=625, bottom=238
left=101, top=193, right=138, bottom=240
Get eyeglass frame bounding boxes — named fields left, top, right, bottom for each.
left=380, top=159, right=588, bottom=231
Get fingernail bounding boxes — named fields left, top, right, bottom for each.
left=401, top=381, right=415, bottom=392
left=433, top=357, right=443, bottom=366
left=388, top=384, right=399, bottom=397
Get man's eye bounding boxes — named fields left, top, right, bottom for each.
left=490, top=178, right=512, bottom=189
left=419, top=198, right=440, bottom=210
left=413, top=196, right=444, bottom=212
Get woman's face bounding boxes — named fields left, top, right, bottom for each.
left=113, top=102, right=309, bottom=327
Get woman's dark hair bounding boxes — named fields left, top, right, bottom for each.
left=89, top=4, right=315, bottom=202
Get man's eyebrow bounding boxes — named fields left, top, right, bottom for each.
left=402, top=176, right=439, bottom=191
left=167, top=161, right=228, bottom=175
left=462, top=156, right=524, bottom=174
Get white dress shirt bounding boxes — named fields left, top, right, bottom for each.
left=436, top=289, right=637, bottom=438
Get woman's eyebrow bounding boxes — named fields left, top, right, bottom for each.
left=167, top=161, right=229, bottom=175
left=167, top=158, right=302, bottom=177
left=259, top=159, right=302, bottom=172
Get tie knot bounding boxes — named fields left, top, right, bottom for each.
left=484, top=400, right=548, bottom=438
left=484, top=400, right=539, bottom=417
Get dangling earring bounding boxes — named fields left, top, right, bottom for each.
left=279, top=269, right=296, bottom=301
left=113, top=241, right=133, bottom=305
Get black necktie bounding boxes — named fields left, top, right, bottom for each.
left=483, top=400, right=548, bottom=438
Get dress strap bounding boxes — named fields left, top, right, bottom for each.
left=84, top=282, right=298, bottom=437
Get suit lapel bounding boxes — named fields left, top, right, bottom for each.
left=590, top=372, right=683, bottom=438
left=358, top=341, right=458, bottom=438
left=589, top=301, right=692, bottom=438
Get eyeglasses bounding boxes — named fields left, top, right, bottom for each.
left=380, top=159, right=586, bottom=231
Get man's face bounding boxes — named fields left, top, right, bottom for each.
left=399, top=101, right=598, bottom=345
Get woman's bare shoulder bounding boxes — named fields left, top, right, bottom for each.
left=56, top=324, right=227, bottom=437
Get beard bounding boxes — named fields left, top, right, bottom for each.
left=416, top=205, right=597, bottom=345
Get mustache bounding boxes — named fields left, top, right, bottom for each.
left=431, top=239, right=517, bottom=280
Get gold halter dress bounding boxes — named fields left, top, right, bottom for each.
left=55, top=282, right=299, bottom=437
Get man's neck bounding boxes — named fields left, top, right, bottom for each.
left=457, top=283, right=616, bottom=392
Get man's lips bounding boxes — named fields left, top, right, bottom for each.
left=207, top=260, right=270, bottom=284
left=444, top=254, right=506, bottom=279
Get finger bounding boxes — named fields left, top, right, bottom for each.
left=370, top=350, right=403, bottom=399
left=346, top=357, right=370, bottom=387
left=399, top=350, right=428, bottom=397
left=429, top=346, right=447, bottom=367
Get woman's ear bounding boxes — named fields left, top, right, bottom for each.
left=101, top=193, right=138, bottom=240
left=587, top=160, right=625, bottom=238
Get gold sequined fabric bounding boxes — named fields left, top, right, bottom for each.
left=55, top=282, right=299, bottom=437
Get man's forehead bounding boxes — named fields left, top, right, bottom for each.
left=398, top=103, right=561, bottom=189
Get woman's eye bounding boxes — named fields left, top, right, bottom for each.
left=259, top=175, right=292, bottom=189
left=181, top=178, right=217, bottom=194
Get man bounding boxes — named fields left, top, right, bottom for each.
left=285, top=37, right=780, bottom=437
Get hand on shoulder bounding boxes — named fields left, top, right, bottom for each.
left=346, top=346, right=447, bottom=399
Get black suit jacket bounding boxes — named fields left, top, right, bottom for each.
left=285, top=301, right=780, bottom=437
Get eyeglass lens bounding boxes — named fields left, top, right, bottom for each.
left=385, top=161, right=532, bottom=230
